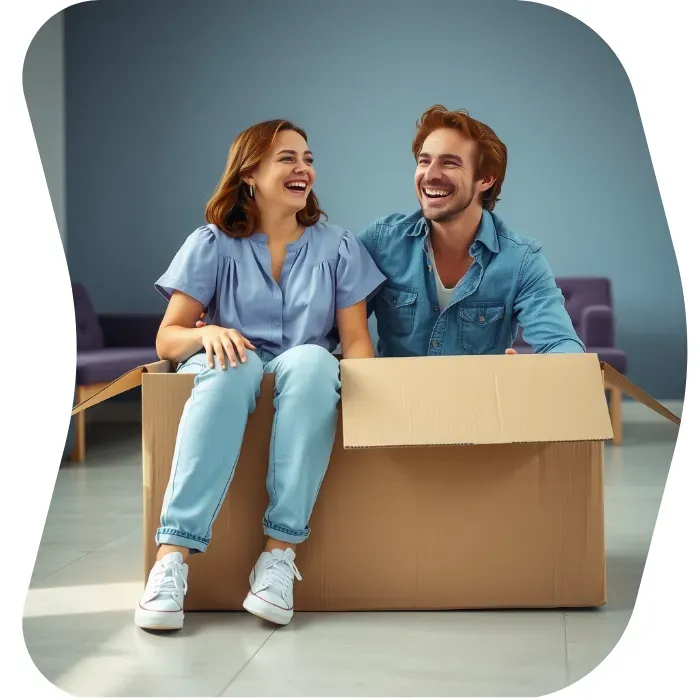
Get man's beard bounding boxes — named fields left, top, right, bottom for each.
left=423, top=181, right=476, bottom=224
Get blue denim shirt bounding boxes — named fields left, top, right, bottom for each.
left=357, top=209, right=585, bottom=357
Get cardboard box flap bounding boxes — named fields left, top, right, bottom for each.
left=71, top=360, right=170, bottom=415
left=340, top=354, right=614, bottom=448
left=602, top=362, right=681, bottom=425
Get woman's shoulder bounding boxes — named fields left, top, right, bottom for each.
left=306, top=221, right=356, bottom=260
left=197, top=223, right=233, bottom=242
left=180, top=223, right=222, bottom=247
left=309, top=220, right=361, bottom=245
left=310, top=220, right=347, bottom=236
left=187, top=223, right=249, bottom=256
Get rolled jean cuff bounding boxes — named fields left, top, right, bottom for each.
left=156, top=527, right=209, bottom=554
left=263, top=519, right=310, bottom=544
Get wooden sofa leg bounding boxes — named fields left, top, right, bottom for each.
left=68, top=382, right=110, bottom=462
left=69, top=388, right=87, bottom=462
left=609, top=385, right=623, bottom=446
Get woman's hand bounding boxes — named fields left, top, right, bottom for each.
left=200, top=324, right=256, bottom=369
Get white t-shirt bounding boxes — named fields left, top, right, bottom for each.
left=427, top=238, right=456, bottom=312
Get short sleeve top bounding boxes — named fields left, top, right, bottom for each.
left=155, top=221, right=387, bottom=356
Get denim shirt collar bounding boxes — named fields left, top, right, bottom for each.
left=410, top=210, right=501, bottom=256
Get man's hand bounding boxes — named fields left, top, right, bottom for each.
left=505, top=348, right=518, bottom=355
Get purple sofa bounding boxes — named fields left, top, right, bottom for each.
left=513, top=276, right=627, bottom=443
left=513, top=276, right=626, bottom=372
left=71, top=282, right=161, bottom=461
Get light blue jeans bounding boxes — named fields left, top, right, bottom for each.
left=156, top=344, right=341, bottom=552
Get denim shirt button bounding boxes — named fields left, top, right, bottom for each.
left=479, top=315, right=485, bottom=323
left=431, top=340, right=439, bottom=347
left=433, top=305, right=439, bottom=312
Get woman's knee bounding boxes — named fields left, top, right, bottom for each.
left=274, top=345, right=340, bottom=400
left=281, top=344, right=339, bottom=374
left=193, top=352, right=264, bottom=404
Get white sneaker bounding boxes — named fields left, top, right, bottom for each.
left=134, top=552, right=189, bottom=630
left=242, top=548, right=302, bottom=625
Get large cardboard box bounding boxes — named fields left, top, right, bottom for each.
left=72, top=353, right=679, bottom=611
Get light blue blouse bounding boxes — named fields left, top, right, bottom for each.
left=155, top=222, right=386, bottom=356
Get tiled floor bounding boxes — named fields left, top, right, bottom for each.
left=24, top=404, right=681, bottom=696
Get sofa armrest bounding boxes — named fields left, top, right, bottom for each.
left=98, top=314, right=162, bottom=348
left=581, top=305, right=614, bottom=347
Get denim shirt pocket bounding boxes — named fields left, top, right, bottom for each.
left=377, top=284, right=419, bottom=337
left=459, top=301, right=506, bottom=354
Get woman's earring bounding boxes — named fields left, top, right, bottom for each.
left=249, top=184, right=255, bottom=199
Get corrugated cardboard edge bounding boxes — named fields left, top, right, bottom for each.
left=71, top=360, right=171, bottom=415
left=601, top=362, right=681, bottom=425
left=343, top=436, right=612, bottom=450
left=339, top=354, right=615, bottom=449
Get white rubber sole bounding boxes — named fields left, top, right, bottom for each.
left=242, top=592, right=293, bottom=626
left=134, top=606, right=184, bottom=631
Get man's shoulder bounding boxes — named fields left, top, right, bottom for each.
left=360, top=210, right=424, bottom=239
left=490, top=212, right=542, bottom=254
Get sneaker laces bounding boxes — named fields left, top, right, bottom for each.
left=150, top=560, right=188, bottom=600
left=259, top=551, right=302, bottom=592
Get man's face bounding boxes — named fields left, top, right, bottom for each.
left=414, top=128, right=478, bottom=224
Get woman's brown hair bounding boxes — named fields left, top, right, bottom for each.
left=205, top=119, right=326, bottom=237
left=412, top=105, right=507, bottom=211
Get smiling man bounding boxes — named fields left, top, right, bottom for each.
left=357, top=104, right=585, bottom=358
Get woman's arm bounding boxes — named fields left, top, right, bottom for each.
left=156, top=291, right=209, bottom=364
left=157, top=291, right=255, bottom=369
left=336, top=300, right=375, bottom=359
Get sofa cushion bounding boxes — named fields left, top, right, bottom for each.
left=556, top=277, right=612, bottom=333
left=98, top=314, right=162, bottom=348
left=76, top=347, right=159, bottom=385
left=72, top=283, right=104, bottom=351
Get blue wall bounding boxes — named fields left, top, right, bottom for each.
left=65, top=0, right=686, bottom=398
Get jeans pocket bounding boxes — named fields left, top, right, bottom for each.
left=376, top=285, right=419, bottom=338
left=459, top=302, right=505, bottom=354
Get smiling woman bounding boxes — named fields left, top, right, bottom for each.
left=204, top=120, right=324, bottom=238
left=134, top=118, right=387, bottom=632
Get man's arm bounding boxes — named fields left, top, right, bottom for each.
left=513, top=246, right=585, bottom=354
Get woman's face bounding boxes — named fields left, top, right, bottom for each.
left=247, top=129, right=316, bottom=215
